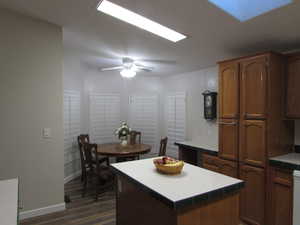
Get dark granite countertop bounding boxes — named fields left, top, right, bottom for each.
left=175, top=141, right=218, bottom=156
left=269, top=153, right=300, bottom=170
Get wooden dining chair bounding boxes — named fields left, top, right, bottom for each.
left=77, top=134, right=109, bottom=183
left=129, top=130, right=141, bottom=145
left=83, top=143, right=114, bottom=201
left=158, top=137, right=168, bottom=156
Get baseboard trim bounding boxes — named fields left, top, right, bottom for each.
left=19, top=202, right=66, bottom=220
left=64, top=170, right=81, bottom=184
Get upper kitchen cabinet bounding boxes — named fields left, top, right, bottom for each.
left=219, top=62, right=240, bottom=119
left=286, top=53, right=300, bottom=118
left=240, top=56, right=268, bottom=120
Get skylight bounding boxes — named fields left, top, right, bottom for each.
left=97, top=0, right=187, bottom=42
left=208, top=0, right=292, bottom=22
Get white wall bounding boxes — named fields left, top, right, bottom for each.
left=161, top=67, right=219, bottom=150
left=63, top=48, right=85, bottom=178
left=63, top=60, right=219, bottom=155
left=84, top=71, right=164, bottom=145
left=0, top=9, right=64, bottom=212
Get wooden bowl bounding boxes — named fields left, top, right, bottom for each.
left=154, top=160, right=184, bottom=174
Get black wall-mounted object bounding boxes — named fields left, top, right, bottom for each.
left=202, top=90, right=218, bottom=120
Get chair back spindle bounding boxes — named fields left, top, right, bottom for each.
left=158, top=137, right=168, bottom=156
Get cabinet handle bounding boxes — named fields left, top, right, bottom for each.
left=218, top=122, right=237, bottom=125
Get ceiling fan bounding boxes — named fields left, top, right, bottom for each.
left=100, top=57, right=154, bottom=78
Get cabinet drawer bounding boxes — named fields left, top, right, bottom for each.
left=218, top=158, right=238, bottom=178
left=202, top=154, right=219, bottom=165
left=202, top=154, right=220, bottom=173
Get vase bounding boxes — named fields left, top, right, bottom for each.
left=120, top=137, right=128, bottom=146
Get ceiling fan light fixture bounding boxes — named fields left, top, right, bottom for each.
left=120, top=69, right=136, bottom=78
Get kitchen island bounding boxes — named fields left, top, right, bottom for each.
left=111, top=158, right=244, bottom=225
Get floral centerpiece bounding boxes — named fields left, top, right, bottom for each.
left=115, top=122, right=131, bottom=146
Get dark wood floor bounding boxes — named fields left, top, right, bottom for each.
left=20, top=177, right=116, bottom=225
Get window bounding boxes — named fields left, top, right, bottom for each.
left=89, top=93, right=121, bottom=144
left=129, top=95, right=159, bottom=155
left=64, top=90, right=81, bottom=178
left=166, top=92, right=186, bottom=157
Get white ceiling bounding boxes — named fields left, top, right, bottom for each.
left=1, top=0, right=300, bottom=76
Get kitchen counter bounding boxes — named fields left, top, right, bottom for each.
left=270, top=153, right=300, bottom=170
left=175, top=141, right=218, bottom=166
left=175, top=141, right=218, bottom=156
left=0, top=179, right=19, bottom=225
left=112, top=158, right=244, bottom=225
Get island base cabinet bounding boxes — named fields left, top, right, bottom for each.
left=177, top=193, right=240, bottom=225
left=116, top=176, right=176, bottom=225
left=239, top=164, right=265, bottom=225
left=116, top=175, right=241, bottom=225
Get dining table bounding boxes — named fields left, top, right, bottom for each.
left=97, top=143, right=152, bottom=160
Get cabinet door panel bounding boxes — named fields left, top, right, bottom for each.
left=240, top=120, right=266, bottom=167
left=219, top=62, right=239, bottom=119
left=241, top=57, right=268, bottom=119
left=269, top=167, right=293, bottom=225
left=240, top=165, right=265, bottom=225
left=218, top=158, right=238, bottom=178
left=286, top=56, right=300, bottom=118
left=219, top=119, right=239, bottom=161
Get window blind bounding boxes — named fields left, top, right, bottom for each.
left=129, top=95, right=159, bottom=154
left=89, top=93, right=121, bottom=144
left=166, top=92, right=186, bottom=156
left=63, top=90, right=81, bottom=177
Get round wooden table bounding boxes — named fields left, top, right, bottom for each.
left=97, top=143, right=151, bottom=158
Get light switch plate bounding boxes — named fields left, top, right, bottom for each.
left=42, top=128, right=51, bottom=138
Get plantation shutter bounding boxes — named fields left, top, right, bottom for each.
left=63, top=90, right=81, bottom=177
left=166, top=92, right=186, bottom=156
left=129, top=95, right=159, bottom=154
left=89, top=93, right=121, bottom=144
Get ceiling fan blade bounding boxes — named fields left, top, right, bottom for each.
left=137, top=59, right=177, bottom=65
left=135, top=65, right=154, bottom=72
left=100, top=66, right=124, bottom=71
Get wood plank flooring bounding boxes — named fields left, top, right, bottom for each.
left=20, top=177, right=116, bottom=225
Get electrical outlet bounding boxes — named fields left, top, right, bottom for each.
left=42, top=128, right=51, bottom=138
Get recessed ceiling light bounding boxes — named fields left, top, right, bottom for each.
left=208, top=0, right=293, bottom=22
left=97, top=0, right=187, bottom=42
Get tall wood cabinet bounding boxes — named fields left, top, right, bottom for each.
left=286, top=53, right=300, bottom=118
left=218, top=52, right=294, bottom=225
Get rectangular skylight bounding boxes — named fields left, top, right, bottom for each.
left=208, top=0, right=292, bottom=22
left=97, top=0, right=187, bottom=42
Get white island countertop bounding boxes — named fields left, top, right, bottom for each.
left=0, top=179, right=19, bottom=225
left=111, top=158, right=244, bottom=209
